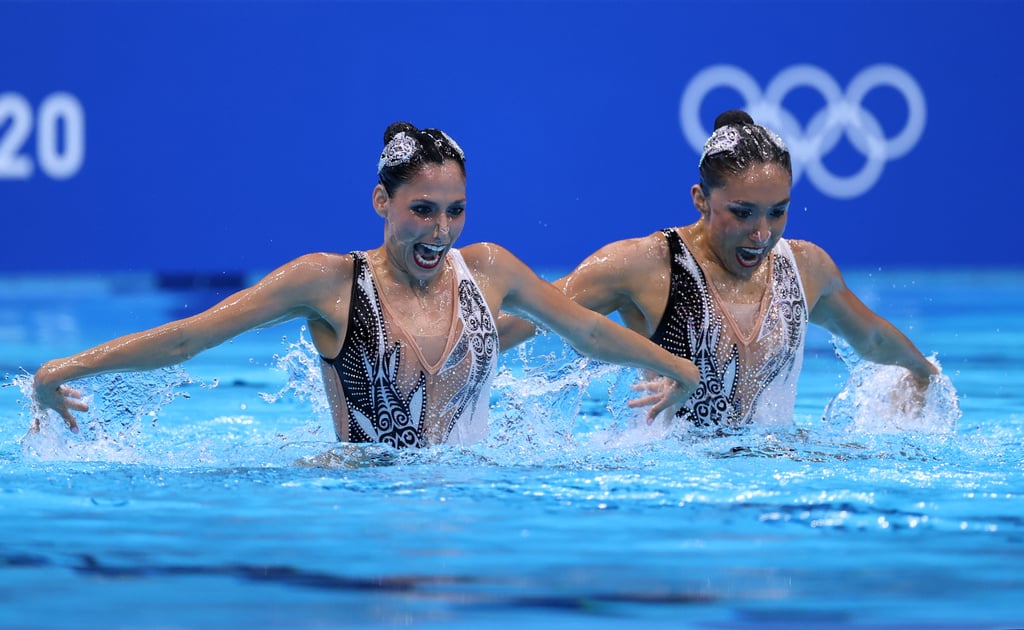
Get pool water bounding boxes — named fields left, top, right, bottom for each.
left=1, top=269, right=1022, bottom=629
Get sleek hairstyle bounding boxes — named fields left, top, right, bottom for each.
left=698, top=110, right=792, bottom=194
left=377, top=121, right=466, bottom=196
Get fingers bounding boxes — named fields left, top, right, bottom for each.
left=58, top=385, right=84, bottom=401
left=631, top=382, right=659, bottom=393
left=60, top=409, right=80, bottom=434
left=631, top=376, right=671, bottom=393
left=36, top=386, right=87, bottom=433
left=646, top=400, right=670, bottom=425
left=627, top=394, right=661, bottom=409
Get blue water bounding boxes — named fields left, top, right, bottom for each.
left=1, top=269, right=1022, bottom=629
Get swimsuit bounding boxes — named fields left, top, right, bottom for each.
left=650, top=229, right=807, bottom=427
left=320, top=249, right=498, bottom=447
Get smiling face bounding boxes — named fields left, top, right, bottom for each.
left=691, top=162, right=791, bottom=279
left=373, top=161, right=467, bottom=286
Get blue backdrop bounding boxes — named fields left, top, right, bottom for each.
left=2, top=0, right=1020, bottom=273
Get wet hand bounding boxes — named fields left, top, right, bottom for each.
left=892, top=370, right=932, bottom=416
left=32, top=376, right=88, bottom=434
left=627, top=376, right=693, bottom=424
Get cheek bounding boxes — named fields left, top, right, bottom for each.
left=451, top=216, right=467, bottom=237
left=715, top=221, right=745, bottom=242
left=388, top=216, right=425, bottom=241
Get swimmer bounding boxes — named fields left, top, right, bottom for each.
left=32, top=122, right=700, bottom=448
left=498, top=110, right=940, bottom=429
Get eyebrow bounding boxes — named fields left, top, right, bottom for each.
left=727, top=198, right=790, bottom=209
left=410, top=198, right=466, bottom=209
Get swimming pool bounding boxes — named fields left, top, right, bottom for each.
left=1, top=268, right=1021, bottom=628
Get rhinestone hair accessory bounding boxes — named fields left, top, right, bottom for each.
left=378, top=132, right=420, bottom=173
left=699, top=124, right=789, bottom=165
left=699, top=126, right=742, bottom=165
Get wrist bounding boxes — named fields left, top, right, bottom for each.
left=34, top=359, right=69, bottom=390
left=911, top=362, right=938, bottom=387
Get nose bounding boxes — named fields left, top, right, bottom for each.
left=434, top=214, right=450, bottom=237
left=751, top=220, right=771, bottom=245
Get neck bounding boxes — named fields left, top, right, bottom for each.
left=371, top=247, right=446, bottom=294
left=682, top=224, right=766, bottom=285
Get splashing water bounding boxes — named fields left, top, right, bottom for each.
left=9, top=325, right=964, bottom=469
left=822, top=336, right=961, bottom=434
left=12, top=329, right=333, bottom=467
left=17, top=365, right=195, bottom=463
left=258, top=327, right=329, bottom=417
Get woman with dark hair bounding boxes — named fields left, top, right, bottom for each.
left=33, top=122, right=700, bottom=448
left=499, top=110, right=939, bottom=429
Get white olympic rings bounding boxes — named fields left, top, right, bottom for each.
left=679, top=64, right=927, bottom=199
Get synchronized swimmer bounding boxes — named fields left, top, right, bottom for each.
left=31, top=122, right=699, bottom=448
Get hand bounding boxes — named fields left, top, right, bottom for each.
left=892, top=369, right=932, bottom=417
left=32, top=373, right=88, bottom=434
left=627, top=375, right=693, bottom=424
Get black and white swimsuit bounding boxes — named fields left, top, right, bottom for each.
left=320, top=249, right=498, bottom=448
left=650, top=229, right=807, bottom=428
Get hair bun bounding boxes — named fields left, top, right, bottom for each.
left=713, top=110, right=755, bottom=130
left=383, top=121, right=418, bottom=145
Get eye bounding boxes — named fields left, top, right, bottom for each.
left=448, top=205, right=465, bottom=217
left=730, top=207, right=752, bottom=219
left=770, top=207, right=788, bottom=219
left=410, top=204, right=434, bottom=217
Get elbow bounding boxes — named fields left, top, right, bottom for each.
left=572, top=317, right=605, bottom=357
left=165, top=329, right=204, bottom=364
left=853, top=330, right=886, bottom=361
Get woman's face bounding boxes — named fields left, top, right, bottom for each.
left=693, top=162, right=791, bottom=278
left=375, top=161, right=467, bottom=284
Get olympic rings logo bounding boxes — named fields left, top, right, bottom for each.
left=679, top=64, right=927, bottom=199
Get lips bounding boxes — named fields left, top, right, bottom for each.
left=736, top=247, right=766, bottom=268
left=413, top=243, right=447, bottom=269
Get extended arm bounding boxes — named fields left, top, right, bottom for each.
left=484, top=245, right=698, bottom=420
left=33, top=254, right=344, bottom=432
left=803, top=244, right=938, bottom=387
left=496, top=239, right=646, bottom=350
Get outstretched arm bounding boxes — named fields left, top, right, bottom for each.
left=802, top=243, right=938, bottom=387
left=483, top=245, right=698, bottom=420
left=496, top=238, right=649, bottom=350
left=33, top=254, right=345, bottom=432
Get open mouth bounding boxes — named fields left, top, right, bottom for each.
left=413, top=243, right=447, bottom=269
left=736, top=247, right=766, bottom=268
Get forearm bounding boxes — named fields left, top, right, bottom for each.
left=569, top=313, right=698, bottom=385
left=35, top=323, right=201, bottom=388
left=855, top=323, right=938, bottom=385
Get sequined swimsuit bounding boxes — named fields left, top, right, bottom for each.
left=320, top=249, right=498, bottom=448
left=650, top=229, right=807, bottom=427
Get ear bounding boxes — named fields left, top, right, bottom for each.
left=691, top=184, right=710, bottom=216
left=372, top=184, right=389, bottom=218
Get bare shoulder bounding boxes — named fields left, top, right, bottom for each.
left=787, top=239, right=838, bottom=273
left=458, top=242, right=519, bottom=272
left=571, top=230, right=671, bottom=283
left=257, top=252, right=357, bottom=300
left=786, top=239, right=844, bottom=304
left=290, top=251, right=355, bottom=276
left=620, top=230, right=672, bottom=265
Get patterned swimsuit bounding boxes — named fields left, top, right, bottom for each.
left=650, top=229, right=807, bottom=428
left=320, top=249, right=498, bottom=447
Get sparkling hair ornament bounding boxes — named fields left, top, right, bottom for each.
left=699, top=124, right=788, bottom=165
left=378, top=132, right=421, bottom=173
